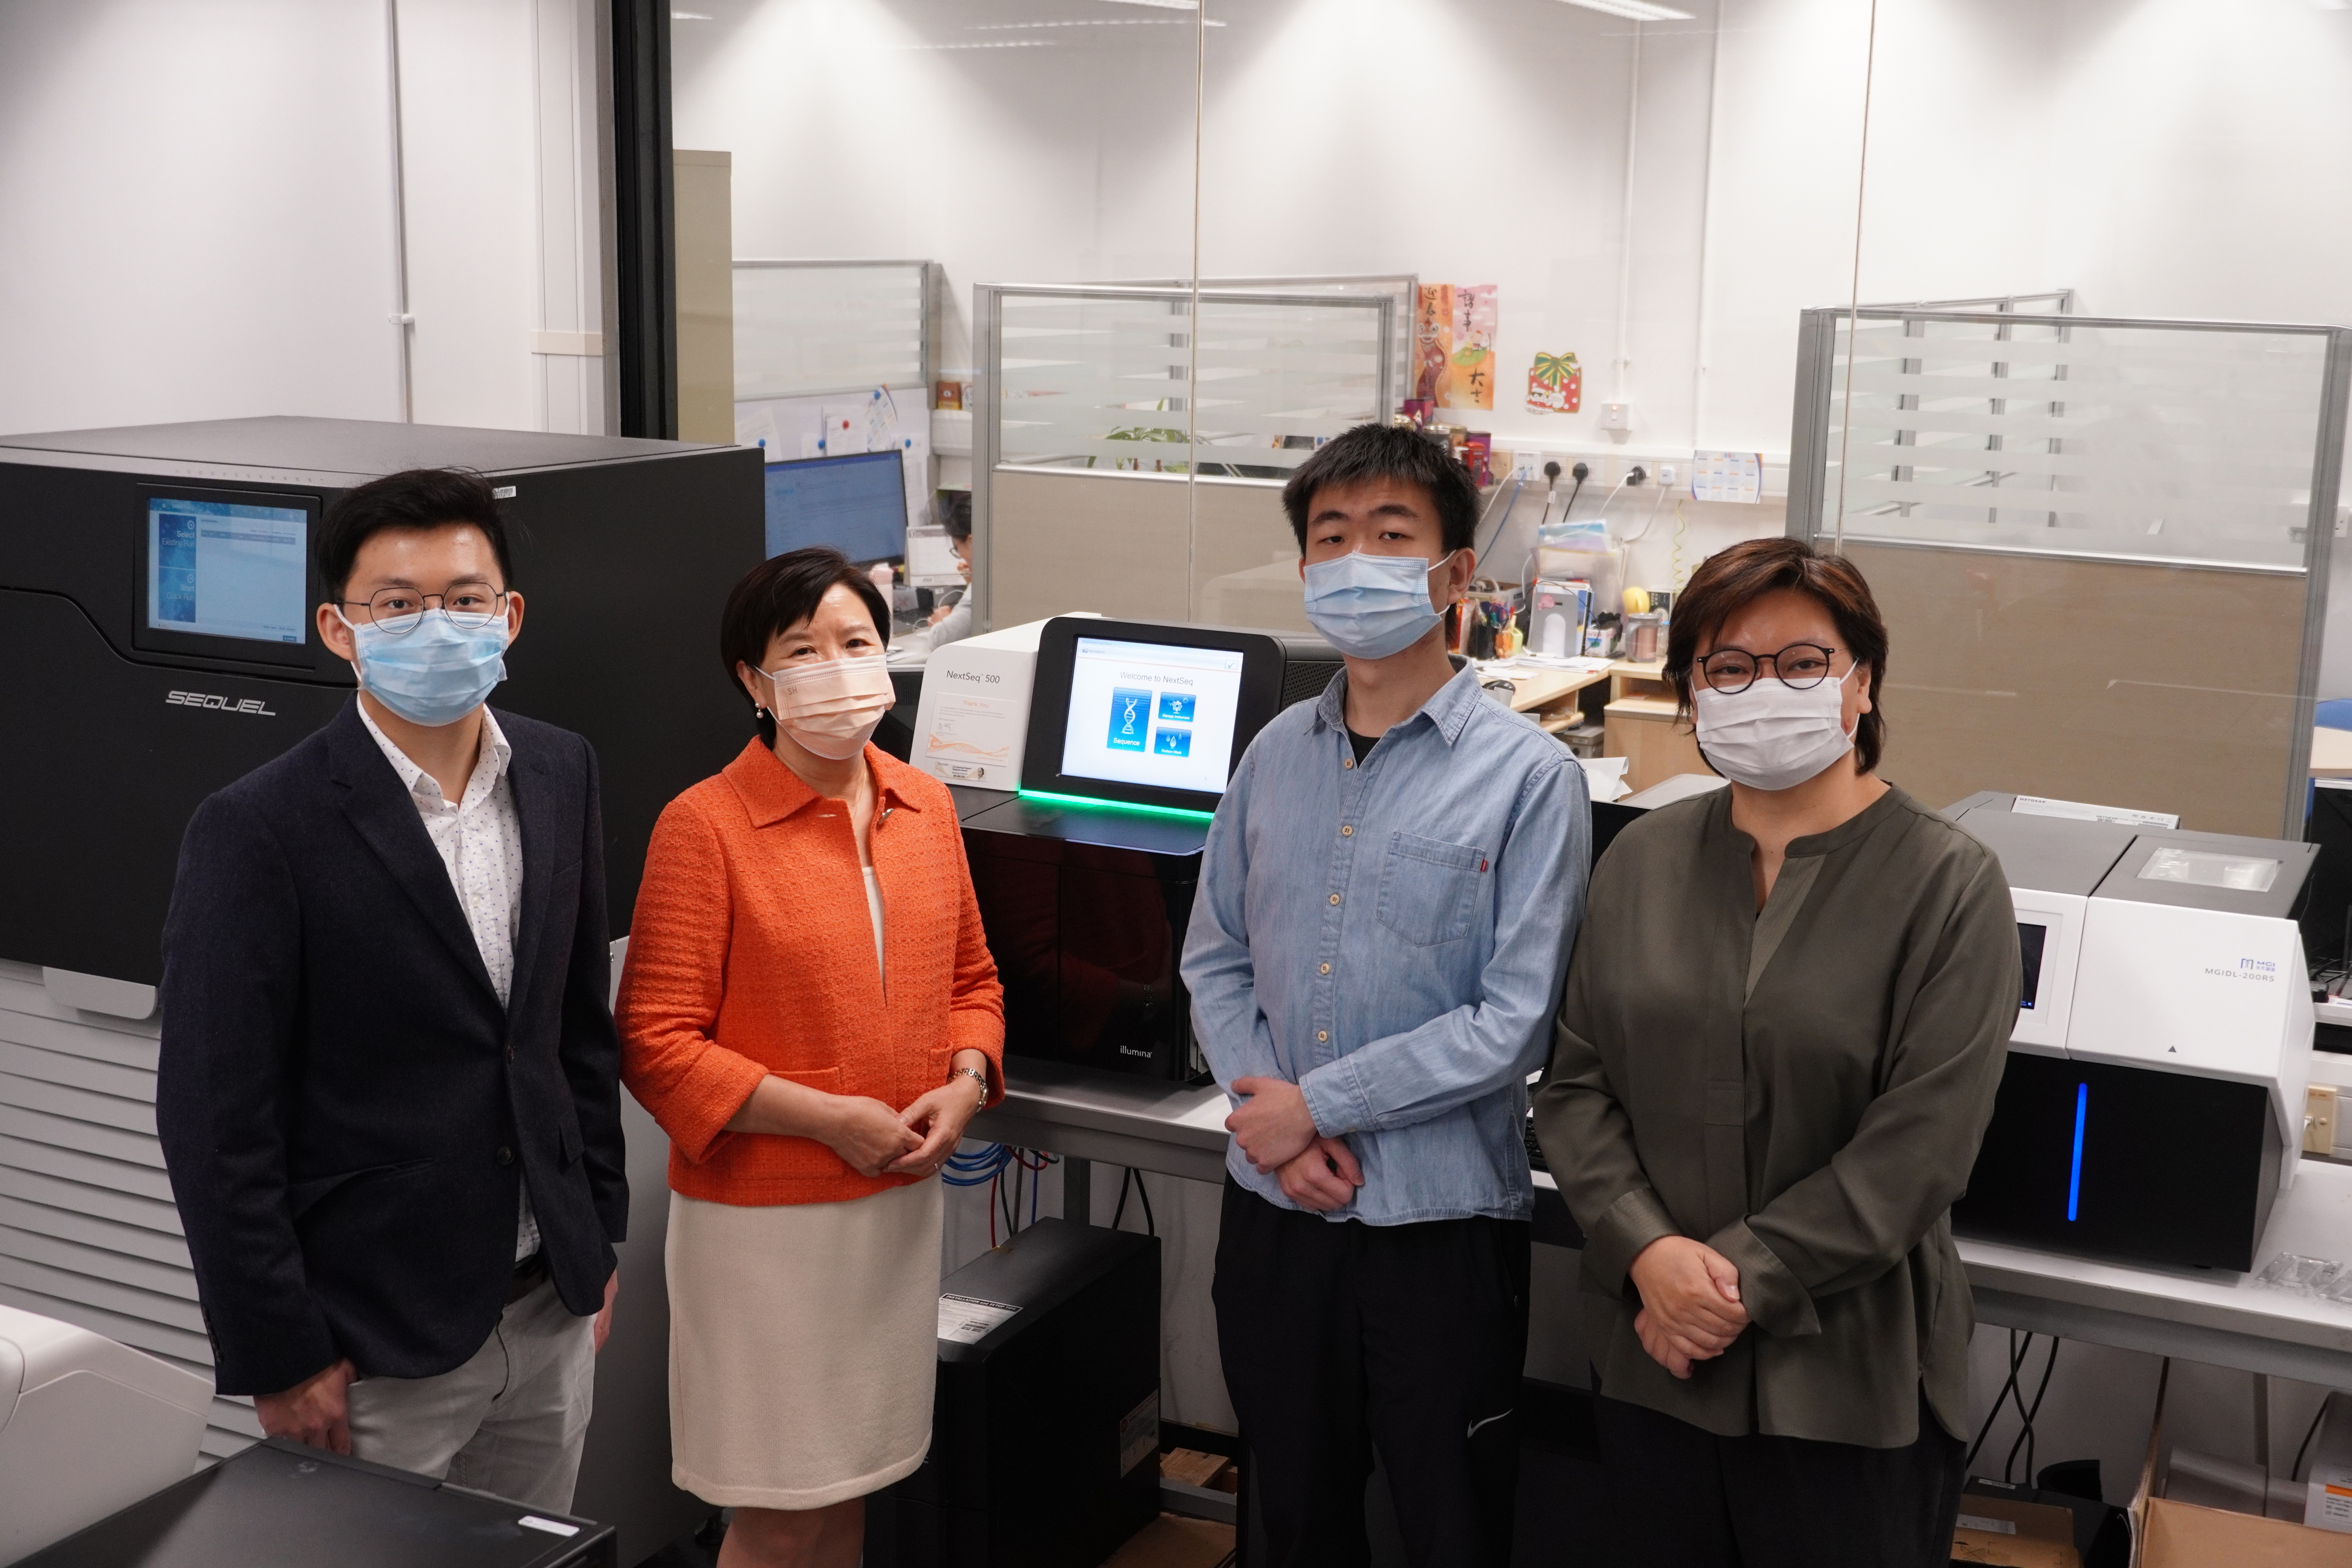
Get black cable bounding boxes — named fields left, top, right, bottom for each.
left=1112, top=1167, right=1133, bottom=1231
left=1966, top=1331, right=2032, bottom=1472
left=2297, top=1400, right=2332, bottom=1482
left=2004, top=1336, right=2061, bottom=1485
left=999, top=1162, right=1016, bottom=1239
left=1135, top=1170, right=1157, bottom=1238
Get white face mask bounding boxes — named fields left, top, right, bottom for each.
left=1691, top=661, right=1862, bottom=792
left=762, top=654, right=895, bottom=760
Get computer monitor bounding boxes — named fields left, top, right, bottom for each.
left=764, top=448, right=908, bottom=565
left=1020, top=617, right=1292, bottom=815
left=131, top=487, right=319, bottom=668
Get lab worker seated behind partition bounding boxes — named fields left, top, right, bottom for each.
left=1532, top=536, right=2021, bottom=1568
left=890, top=489, right=973, bottom=659
left=617, top=545, right=1005, bottom=1568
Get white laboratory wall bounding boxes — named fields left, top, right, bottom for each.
left=0, top=0, right=605, bottom=439
left=395, top=0, right=545, bottom=432
left=670, top=0, right=1204, bottom=385
left=0, top=0, right=405, bottom=433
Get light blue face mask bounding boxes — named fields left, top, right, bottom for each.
left=1300, top=550, right=1448, bottom=660
left=339, top=609, right=510, bottom=728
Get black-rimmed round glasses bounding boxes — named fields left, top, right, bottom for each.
left=1697, top=642, right=1840, bottom=695
left=338, top=582, right=509, bottom=636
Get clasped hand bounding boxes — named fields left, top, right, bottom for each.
left=819, top=1076, right=987, bottom=1179
left=1228, top=1076, right=1363, bottom=1213
left=1627, top=1236, right=1748, bottom=1380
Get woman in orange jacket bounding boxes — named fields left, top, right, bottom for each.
left=618, top=547, right=1004, bottom=1568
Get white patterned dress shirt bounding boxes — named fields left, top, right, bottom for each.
left=359, top=701, right=541, bottom=1263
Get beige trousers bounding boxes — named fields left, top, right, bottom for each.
left=344, top=1277, right=597, bottom=1514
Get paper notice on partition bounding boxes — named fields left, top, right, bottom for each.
left=938, top=1294, right=1020, bottom=1344
left=1691, top=450, right=1764, bottom=504
left=820, top=403, right=866, bottom=456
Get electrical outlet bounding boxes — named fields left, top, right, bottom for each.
left=1598, top=402, right=1632, bottom=432
left=2307, top=1083, right=2339, bottom=1155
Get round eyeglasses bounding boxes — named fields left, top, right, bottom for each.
left=339, top=583, right=508, bottom=637
left=1696, top=642, right=1840, bottom=695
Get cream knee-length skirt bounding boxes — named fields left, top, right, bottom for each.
left=665, top=1178, right=942, bottom=1510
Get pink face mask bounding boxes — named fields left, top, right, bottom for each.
left=763, top=654, right=895, bottom=760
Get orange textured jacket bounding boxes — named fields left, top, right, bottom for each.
left=617, top=739, right=1005, bottom=1206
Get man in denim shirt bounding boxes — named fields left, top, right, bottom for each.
left=1182, top=423, right=1587, bottom=1566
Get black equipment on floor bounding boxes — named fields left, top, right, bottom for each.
left=0, top=416, right=761, bottom=993
left=16, top=1437, right=615, bottom=1567
left=869, top=1218, right=1162, bottom=1568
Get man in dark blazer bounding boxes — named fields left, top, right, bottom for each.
left=157, top=467, right=627, bottom=1513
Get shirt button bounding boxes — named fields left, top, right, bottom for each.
left=1320, top=962, right=1331, bottom=974
left=495, top=1147, right=514, bottom=1166
left=1328, top=893, right=1341, bottom=905
left=1317, top=1030, right=1329, bottom=1042
left=1341, top=825, right=1354, bottom=837
left=1343, top=758, right=1355, bottom=769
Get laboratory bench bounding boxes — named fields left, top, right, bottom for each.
left=973, top=1061, right=2352, bottom=1390
left=1478, top=656, right=1708, bottom=795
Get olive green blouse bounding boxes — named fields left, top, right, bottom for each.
left=1532, top=784, right=2019, bottom=1448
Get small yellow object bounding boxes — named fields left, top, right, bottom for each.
left=1622, top=586, right=1651, bottom=615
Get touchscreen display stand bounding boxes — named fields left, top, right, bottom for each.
left=1018, top=617, right=1291, bottom=818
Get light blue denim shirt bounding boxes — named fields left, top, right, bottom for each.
left=1181, top=661, right=1588, bottom=1225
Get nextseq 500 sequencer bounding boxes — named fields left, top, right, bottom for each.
left=0, top=417, right=762, bottom=1008
left=947, top=616, right=1339, bottom=1084
left=1946, top=792, right=2321, bottom=1271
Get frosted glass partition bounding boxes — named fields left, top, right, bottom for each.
left=1787, top=307, right=2352, bottom=836
left=733, top=260, right=932, bottom=399
left=978, top=284, right=1394, bottom=475
left=1802, top=309, right=2336, bottom=569
left=1129, top=275, right=1415, bottom=438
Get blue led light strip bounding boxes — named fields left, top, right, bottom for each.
left=2067, top=1082, right=2088, bottom=1223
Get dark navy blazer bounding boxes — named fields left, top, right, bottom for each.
left=157, top=698, right=628, bottom=1396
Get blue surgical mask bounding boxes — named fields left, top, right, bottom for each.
left=338, top=608, right=510, bottom=728
left=1301, top=550, right=1449, bottom=660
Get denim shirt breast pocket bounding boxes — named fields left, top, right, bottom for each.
left=1374, top=831, right=1487, bottom=947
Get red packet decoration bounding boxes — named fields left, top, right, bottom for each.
left=1527, top=351, right=1582, bottom=414
left=1446, top=284, right=1497, bottom=411
left=1414, top=284, right=1456, bottom=406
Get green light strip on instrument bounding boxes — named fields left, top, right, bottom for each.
left=1017, top=789, right=1218, bottom=822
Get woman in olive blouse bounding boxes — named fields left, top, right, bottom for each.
left=1533, top=538, right=2020, bottom=1566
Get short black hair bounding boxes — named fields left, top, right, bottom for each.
left=317, top=468, right=515, bottom=601
left=1280, top=422, right=1479, bottom=556
left=720, top=547, right=891, bottom=739
left=939, top=489, right=972, bottom=541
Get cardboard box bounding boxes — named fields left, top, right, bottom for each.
left=1953, top=1494, right=2083, bottom=1566
left=2305, top=1390, right=2352, bottom=1532
left=2132, top=1359, right=2352, bottom=1566
left=1100, top=1513, right=1236, bottom=1568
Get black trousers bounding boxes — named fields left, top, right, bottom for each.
left=1593, top=1388, right=1967, bottom=1567
left=1213, top=1179, right=1531, bottom=1568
